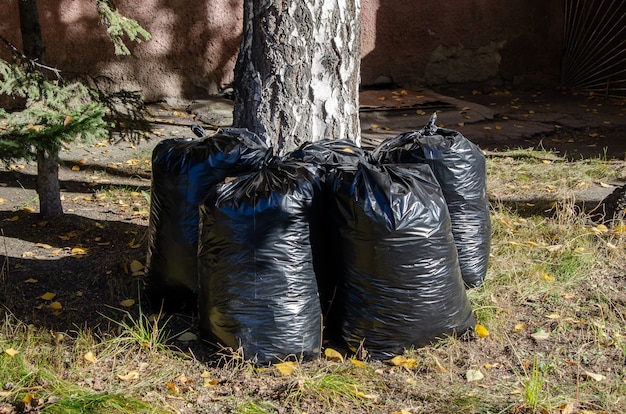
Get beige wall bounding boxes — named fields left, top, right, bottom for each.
left=0, top=0, right=564, bottom=101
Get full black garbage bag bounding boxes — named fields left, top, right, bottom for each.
left=198, top=158, right=323, bottom=365
left=373, top=114, right=491, bottom=288
left=146, top=129, right=269, bottom=310
left=289, top=139, right=369, bottom=166
left=328, top=162, right=475, bottom=359
left=288, top=139, right=369, bottom=327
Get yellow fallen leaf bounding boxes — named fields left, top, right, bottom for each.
left=0, top=198, right=5, bottom=204
left=512, top=323, right=527, bottom=333
left=356, top=391, right=378, bottom=401
left=118, top=370, right=140, bottom=381
left=390, top=355, right=418, bottom=369
left=129, top=260, right=144, bottom=274
left=35, top=243, right=52, bottom=249
left=203, top=377, right=219, bottom=387
left=275, top=361, right=297, bottom=376
left=71, top=247, right=87, bottom=255
left=22, top=393, right=35, bottom=404
left=49, top=301, right=62, bottom=311
left=41, top=292, right=56, bottom=301
left=120, top=299, right=135, bottom=307
left=542, top=273, right=555, bottom=281
left=24, top=278, right=38, bottom=284
left=613, top=223, right=626, bottom=233
left=71, top=165, right=80, bottom=171
left=475, top=323, right=489, bottom=338
left=546, top=313, right=561, bottom=319
left=8, top=215, right=19, bottom=222
left=5, top=348, right=19, bottom=357
left=84, top=351, right=98, bottom=363
left=596, top=224, right=609, bottom=233
left=63, top=115, right=73, bottom=126
left=324, top=348, right=344, bottom=363
left=349, top=358, right=366, bottom=368
left=128, top=239, right=142, bottom=249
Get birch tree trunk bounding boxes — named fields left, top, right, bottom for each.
left=233, top=0, right=361, bottom=154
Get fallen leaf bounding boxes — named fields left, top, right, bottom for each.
left=71, top=165, right=80, bottom=171
left=176, top=332, right=197, bottom=342
left=512, top=323, right=527, bottom=333
left=118, top=370, right=140, bottom=381
left=129, top=260, right=144, bottom=274
left=5, top=348, right=19, bottom=357
left=71, top=247, right=87, bottom=255
left=475, top=324, right=489, bottom=338
left=324, top=348, right=344, bottom=363
left=356, top=391, right=378, bottom=401
left=275, top=361, right=297, bottom=376
left=166, top=381, right=180, bottom=394
left=41, top=292, right=56, bottom=301
left=24, top=278, right=38, bottom=284
left=349, top=358, right=366, bottom=368
left=390, top=355, right=418, bottom=370
left=466, top=369, right=484, bottom=382
left=84, top=351, right=98, bottom=363
left=583, top=371, right=606, bottom=382
left=22, top=393, right=35, bottom=404
left=531, top=330, right=550, bottom=341
left=120, top=299, right=135, bottom=307
left=63, top=115, right=73, bottom=126
left=49, top=301, right=62, bottom=311
left=7, top=215, right=19, bottom=222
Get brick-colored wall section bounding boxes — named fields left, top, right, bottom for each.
left=0, top=0, right=563, bottom=101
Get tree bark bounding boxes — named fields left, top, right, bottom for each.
left=233, top=0, right=361, bottom=154
left=18, top=0, right=64, bottom=217
left=36, top=149, right=63, bottom=218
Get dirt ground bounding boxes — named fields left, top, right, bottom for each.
left=1, top=85, right=625, bottom=348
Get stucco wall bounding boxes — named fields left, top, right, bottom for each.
left=0, top=0, right=564, bottom=101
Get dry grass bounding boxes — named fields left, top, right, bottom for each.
left=1, top=147, right=625, bottom=413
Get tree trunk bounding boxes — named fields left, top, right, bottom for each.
left=36, top=149, right=63, bottom=218
left=18, top=0, right=64, bottom=217
left=233, top=0, right=361, bottom=155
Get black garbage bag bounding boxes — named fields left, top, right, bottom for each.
left=289, top=139, right=369, bottom=166
left=146, top=129, right=269, bottom=311
left=373, top=114, right=491, bottom=288
left=198, top=158, right=323, bottom=365
left=328, top=162, right=475, bottom=359
left=288, top=139, right=370, bottom=327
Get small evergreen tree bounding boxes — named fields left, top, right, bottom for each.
left=0, top=0, right=150, bottom=217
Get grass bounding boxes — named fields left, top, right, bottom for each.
left=1, top=146, right=625, bottom=413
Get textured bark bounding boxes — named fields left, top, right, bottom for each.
left=18, top=0, right=45, bottom=59
left=233, top=0, right=361, bottom=154
left=18, top=0, right=64, bottom=217
left=36, top=149, right=63, bottom=218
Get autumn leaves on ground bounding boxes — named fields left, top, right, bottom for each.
left=1, top=111, right=626, bottom=413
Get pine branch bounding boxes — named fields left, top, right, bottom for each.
left=95, top=0, right=151, bottom=56
left=0, top=34, right=62, bottom=80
